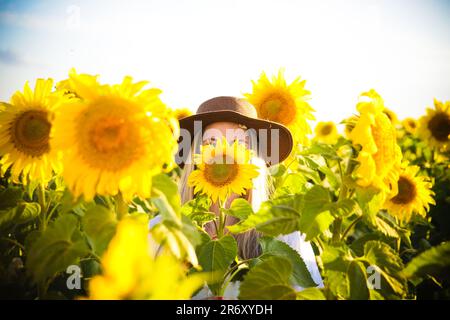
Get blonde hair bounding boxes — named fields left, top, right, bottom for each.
left=179, top=129, right=272, bottom=259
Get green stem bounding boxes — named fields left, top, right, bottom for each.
left=37, top=183, right=47, bottom=232
left=332, top=183, right=348, bottom=243
left=220, top=265, right=243, bottom=297
left=115, top=192, right=128, bottom=220
left=45, top=203, right=60, bottom=225
left=341, top=216, right=362, bottom=240
left=217, top=198, right=226, bottom=239
left=1, top=237, right=25, bottom=251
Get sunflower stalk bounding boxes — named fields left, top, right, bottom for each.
left=217, top=197, right=228, bottom=239
left=37, top=183, right=48, bottom=232
left=115, top=192, right=129, bottom=220
left=332, top=155, right=354, bottom=243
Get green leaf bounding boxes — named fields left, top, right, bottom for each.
left=0, top=202, right=41, bottom=229
left=58, top=189, right=86, bottom=217
left=197, top=235, right=237, bottom=273
left=152, top=196, right=180, bottom=226
left=300, top=143, right=340, bottom=160
left=373, top=215, right=399, bottom=238
left=298, top=186, right=334, bottom=240
left=327, top=199, right=359, bottom=218
left=296, top=287, right=326, bottom=300
left=269, top=163, right=287, bottom=177
left=318, top=165, right=339, bottom=189
left=26, top=179, right=41, bottom=199
left=181, top=197, right=211, bottom=216
left=152, top=173, right=181, bottom=214
left=151, top=217, right=200, bottom=267
left=228, top=201, right=301, bottom=237
left=14, top=202, right=41, bottom=224
left=348, top=260, right=370, bottom=300
left=362, top=240, right=407, bottom=297
left=274, top=173, right=308, bottom=196
left=181, top=197, right=214, bottom=226
left=239, top=256, right=296, bottom=300
left=180, top=214, right=202, bottom=248
left=322, top=245, right=351, bottom=299
left=81, top=204, right=117, bottom=256
left=363, top=241, right=404, bottom=273
left=297, top=156, right=322, bottom=184
left=402, top=242, right=450, bottom=279
left=226, top=198, right=254, bottom=220
left=356, top=186, right=385, bottom=225
left=259, top=237, right=317, bottom=288
left=197, top=235, right=237, bottom=295
left=26, top=214, right=90, bottom=284
left=0, top=187, right=23, bottom=210
left=184, top=211, right=216, bottom=225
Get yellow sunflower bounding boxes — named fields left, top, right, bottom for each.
left=314, top=121, right=339, bottom=144
left=383, top=108, right=399, bottom=126
left=88, top=217, right=205, bottom=300
left=52, top=72, right=179, bottom=201
left=384, top=164, right=435, bottom=222
left=417, top=99, right=450, bottom=150
left=173, top=107, right=193, bottom=120
left=244, top=69, right=315, bottom=146
left=188, top=137, right=259, bottom=203
left=402, top=117, right=418, bottom=135
left=349, top=90, right=402, bottom=193
left=342, top=115, right=358, bottom=139
left=0, top=79, right=68, bottom=183
left=56, top=68, right=100, bottom=98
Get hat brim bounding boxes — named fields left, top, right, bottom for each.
left=176, top=110, right=293, bottom=167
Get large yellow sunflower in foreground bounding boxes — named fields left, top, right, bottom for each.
left=52, top=71, right=179, bottom=201
left=384, top=164, right=435, bottom=222
left=244, top=69, right=315, bottom=146
left=88, top=218, right=205, bottom=299
left=188, top=137, right=259, bottom=203
left=314, top=121, right=339, bottom=145
left=417, top=99, right=450, bottom=151
left=349, top=90, right=402, bottom=193
left=0, top=79, right=68, bottom=183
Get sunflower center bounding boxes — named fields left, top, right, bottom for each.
left=320, top=125, right=333, bottom=136
left=11, top=110, right=51, bottom=157
left=204, top=156, right=238, bottom=186
left=91, top=117, right=128, bottom=152
left=263, top=99, right=282, bottom=116
left=407, top=120, right=416, bottom=129
left=391, top=176, right=417, bottom=205
left=260, top=94, right=296, bottom=125
left=428, top=112, right=450, bottom=142
left=78, top=98, right=144, bottom=172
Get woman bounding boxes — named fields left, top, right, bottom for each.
left=153, top=96, right=323, bottom=298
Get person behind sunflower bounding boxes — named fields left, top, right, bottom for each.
left=151, top=96, right=323, bottom=299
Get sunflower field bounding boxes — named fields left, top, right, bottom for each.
left=0, top=69, right=449, bottom=300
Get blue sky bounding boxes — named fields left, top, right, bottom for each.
left=0, top=0, right=449, bottom=125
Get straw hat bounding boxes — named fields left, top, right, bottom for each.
left=176, top=96, right=293, bottom=166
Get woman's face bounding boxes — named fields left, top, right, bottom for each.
left=203, top=121, right=249, bottom=148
